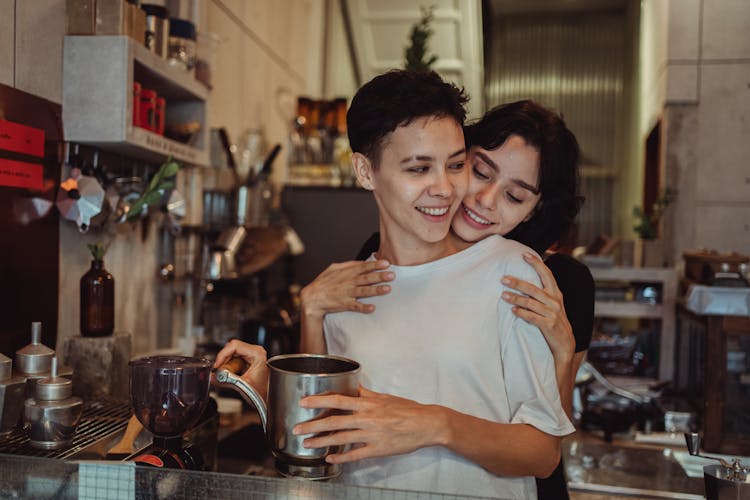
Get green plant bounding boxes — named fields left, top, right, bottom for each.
left=404, top=5, right=438, bottom=71
left=87, top=242, right=108, bottom=260
left=125, top=158, right=180, bottom=222
left=633, top=189, right=675, bottom=240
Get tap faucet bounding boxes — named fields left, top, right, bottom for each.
left=685, top=432, right=749, bottom=481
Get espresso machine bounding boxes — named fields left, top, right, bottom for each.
left=128, top=356, right=215, bottom=470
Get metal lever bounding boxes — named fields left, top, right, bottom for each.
left=684, top=432, right=749, bottom=480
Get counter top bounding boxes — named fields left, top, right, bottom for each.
left=0, top=402, right=708, bottom=499
left=564, top=433, right=704, bottom=499
left=0, top=453, right=495, bottom=499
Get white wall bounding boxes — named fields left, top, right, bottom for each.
left=202, top=0, right=326, bottom=186
left=661, top=0, right=750, bottom=261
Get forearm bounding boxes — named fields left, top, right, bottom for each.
left=554, top=354, right=575, bottom=420
left=434, top=406, right=561, bottom=478
left=299, top=310, right=327, bottom=354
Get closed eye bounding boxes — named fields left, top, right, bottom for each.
left=507, top=192, right=523, bottom=204
left=407, top=166, right=429, bottom=174
left=472, top=164, right=491, bottom=181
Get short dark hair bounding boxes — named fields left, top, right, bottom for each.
left=464, top=100, right=583, bottom=254
left=347, top=70, right=469, bottom=165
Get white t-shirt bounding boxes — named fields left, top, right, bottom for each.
left=323, top=235, right=575, bottom=499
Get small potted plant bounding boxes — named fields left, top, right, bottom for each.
left=404, top=5, right=438, bottom=71
left=632, top=189, right=674, bottom=267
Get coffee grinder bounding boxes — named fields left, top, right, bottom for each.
left=129, top=356, right=212, bottom=470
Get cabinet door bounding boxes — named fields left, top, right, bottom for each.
left=0, top=0, right=13, bottom=87
left=14, top=0, right=65, bottom=103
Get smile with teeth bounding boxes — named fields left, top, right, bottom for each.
left=416, top=206, right=449, bottom=216
left=463, top=205, right=493, bottom=225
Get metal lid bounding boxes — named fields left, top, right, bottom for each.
left=15, top=322, right=54, bottom=374
left=0, top=353, right=11, bottom=381
left=35, top=358, right=72, bottom=401
left=141, top=3, right=169, bottom=18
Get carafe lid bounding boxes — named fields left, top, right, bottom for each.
left=16, top=322, right=54, bottom=374
left=0, top=353, right=11, bottom=380
left=36, top=358, right=73, bottom=401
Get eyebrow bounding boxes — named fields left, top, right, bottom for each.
left=400, top=148, right=466, bottom=164
left=474, top=150, right=540, bottom=195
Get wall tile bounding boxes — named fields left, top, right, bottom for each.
left=14, top=0, right=64, bottom=103
left=702, top=0, right=750, bottom=60
left=206, top=3, right=246, bottom=148
left=667, top=0, right=700, bottom=61
left=0, top=0, right=13, bottom=87
left=666, top=64, right=698, bottom=103
left=695, top=63, right=750, bottom=203
left=694, top=205, right=750, bottom=254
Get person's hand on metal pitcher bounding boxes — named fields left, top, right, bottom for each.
left=292, top=385, right=447, bottom=464
left=213, top=339, right=269, bottom=401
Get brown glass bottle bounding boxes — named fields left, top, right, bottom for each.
left=80, top=259, right=114, bottom=337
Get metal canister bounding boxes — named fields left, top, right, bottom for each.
left=15, top=322, right=53, bottom=375
left=141, top=4, right=169, bottom=58
left=23, top=358, right=83, bottom=450
left=0, top=353, right=26, bottom=436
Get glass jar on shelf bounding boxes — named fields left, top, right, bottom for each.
left=167, top=18, right=197, bottom=75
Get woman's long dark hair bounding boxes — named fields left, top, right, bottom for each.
left=464, top=100, right=583, bottom=254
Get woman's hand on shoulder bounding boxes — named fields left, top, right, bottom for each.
left=300, top=260, right=395, bottom=320
left=500, top=252, right=575, bottom=361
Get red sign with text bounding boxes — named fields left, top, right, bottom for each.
left=0, top=119, right=45, bottom=157
left=0, top=158, right=44, bottom=190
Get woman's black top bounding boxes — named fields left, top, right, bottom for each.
left=535, top=252, right=594, bottom=500
left=355, top=234, right=595, bottom=499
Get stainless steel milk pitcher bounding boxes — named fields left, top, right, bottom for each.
left=215, top=353, right=360, bottom=479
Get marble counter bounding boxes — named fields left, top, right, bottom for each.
left=564, top=434, right=705, bottom=499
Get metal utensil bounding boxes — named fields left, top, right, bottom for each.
left=55, top=168, right=105, bottom=233
left=215, top=353, right=360, bottom=480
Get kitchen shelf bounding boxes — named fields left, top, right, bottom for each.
left=62, top=35, right=208, bottom=167
left=595, top=301, right=664, bottom=319
left=589, top=266, right=678, bottom=380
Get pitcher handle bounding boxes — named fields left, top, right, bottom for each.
left=214, top=369, right=268, bottom=432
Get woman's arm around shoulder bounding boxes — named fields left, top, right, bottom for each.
left=299, top=259, right=394, bottom=353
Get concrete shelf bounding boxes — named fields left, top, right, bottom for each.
left=62, top=36, right=208, bottom=167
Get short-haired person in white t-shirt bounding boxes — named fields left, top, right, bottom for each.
left=295, top=99, right=594, bottom=500
left=215, top=71, right=576, bottom=499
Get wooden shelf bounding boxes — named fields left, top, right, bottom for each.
left=62, top=35, right=208, bottom=167
left=595, top=301, right=664, bottom=319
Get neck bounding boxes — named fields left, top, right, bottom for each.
left=376, top=228, right=460, bottom=266
left=446, top=230, right=474, bottom=252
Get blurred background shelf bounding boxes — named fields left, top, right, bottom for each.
left=62, top=35, right=208, bottom=167
left=590, top=266, right=678, bottom=380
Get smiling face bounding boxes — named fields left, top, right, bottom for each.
left=452, top=135, right=542, bottom=243
left=353, top=115, right=467, bottom=264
